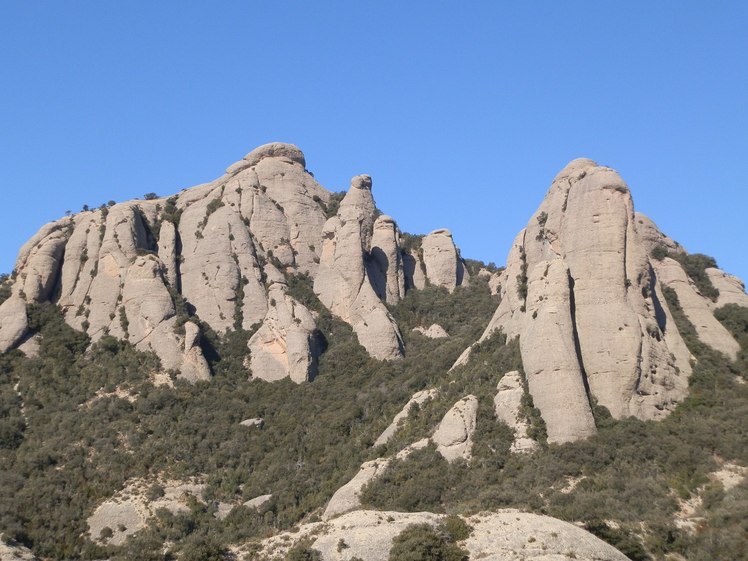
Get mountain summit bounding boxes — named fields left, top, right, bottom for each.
left=0, top=143, right=470, bottom=382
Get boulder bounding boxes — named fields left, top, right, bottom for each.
left=368, top=215, right=405, bottom=304
left=433, top=395, right=478, bottom=462
left=323, top=458, right=392, bottom=519
left=412, top=324, right=450, bottom=338
left=494, top=371, right=537, bottom=453
left=373, top=388, right=438, bottom=447
left=243, top=494, right=273, bottom=509
left=421, top=229, right=469, bottom=292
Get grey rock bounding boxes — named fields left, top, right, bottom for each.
left=412, top=324, right=450, bottom=338
left=259, top=509, right=630, bottom=561
left=706, top=267, right=748, bottom=308
left=368, top=215, right=405, bottom=304
left=655, top=257, right=740, bottom=359
left=373, top=389, right=438, bottom=447
left=421, top=229, right=468, bottom=292
left=314, top=177, right=404, bottom=361
left=456, top=159, right=694, bottom=442
left=243, top=494, right=273, bottom=509
left=494, top=371, right=537, bottom=453
left=433, top=395, right=478, bottom=462
left=248, top=282, right=319, bottom=383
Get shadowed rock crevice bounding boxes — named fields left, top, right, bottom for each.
left=567, top=271, right=593, bottom=409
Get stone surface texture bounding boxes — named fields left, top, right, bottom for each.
left=433, top=395, right=478, bottom=462
left=247, top=281, right=319, bottom=383
left=454, top=159, right=720, bottom=443
left=493, top=371, right=537, bottom=453
left=255, top=509, right=629, bottom=561
left=313, top=175, right=405, bottom=360
left=373, top=389, right=439, bottom=447
left=412, top=324, right=450, bottom=338
left=421, top=229, right=469, bottom=292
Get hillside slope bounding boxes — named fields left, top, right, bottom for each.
left=0, top=145, right=746, bottom=561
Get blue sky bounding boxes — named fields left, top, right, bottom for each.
left=1, top=2, right=747, bottom=283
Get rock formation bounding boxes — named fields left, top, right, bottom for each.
left=421, top=229, right=469, bottom=292
left=0, top=539, right=39, bottom=561
left=323, top=458, right=392, bottom=519
left=706, top=267, right=748, bottom=308
left=412, top=324, right=450, bottom=338
left=247, top=279, right=320, bottom=383
left=313, top=175, right=405, bottom=360
left=367, top=215, right=406, bottom=304
left=454, top=158, right=729, bottom=443
left=373, top=388, right=438, bottom=447
left=494, top=370, right=537, bottom=453
left=433, top=395, right=478, bottom=462
left=258, top=510, right=630, bottom=561
left=654, top=257, right=740, bottom=359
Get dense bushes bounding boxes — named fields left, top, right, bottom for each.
left=388, top=522, right=468, bottom=561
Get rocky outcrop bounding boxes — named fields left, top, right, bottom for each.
left=433, top=395, right=478, bottom=462
left=478, top=267, right=502, bottom=295
left=323, top=458, right=392, bottom=519
left=655, top=257, right=740, bottom=359
left=247, top=281, right=320, bottom=383
left=257, top=509, right=630, bottom=561
left=421, top=229, right=469, bottom=292
left=87, top=477, right=206, bottom=546
left=243, top=494, right=272, bottom=509
left=373, top=389, right=438, bottom=447
left=314, top=176, right=405, bottom=360
left=456, top=159, right=696, bottom=443
left=706, top=267, right=748, bottom=308
left=0, top=539, right=38, bottom=561
left=494, top=371, right=537, bottom=453
left=412, top=324, right=449, bottom=338
left=367, top=215, right=406, bottom=304
left=1, top=141, right=483, bottom=378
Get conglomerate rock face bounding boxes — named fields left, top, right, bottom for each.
left=454, top=158, right=744, bottom=443
left=0, top=142, right=472, bottom=382
left=314, top=176, right=405, bottom=360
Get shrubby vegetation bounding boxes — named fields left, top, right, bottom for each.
left=650, top=245, right=720, bottom=301
left=0, top=266, right=745, bottom=561
left=0, top=273, right=11, bottom=307
left=388, top=520, right=468, bottom=561
left=361, top=285, right=748, bottom=560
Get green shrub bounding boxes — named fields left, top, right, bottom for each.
left=671, top=252, right=720, bottom=301
left=284, top=538, right=322, bottom=561
left=437, top=515, right=472, bottom=542
left=388, top=523, right=468, bottom=561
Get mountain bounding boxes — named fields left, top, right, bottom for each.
left=0, top=144, right=746, bottom=561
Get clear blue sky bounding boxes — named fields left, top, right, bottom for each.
left=1, top=2, right=747, bottom=284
